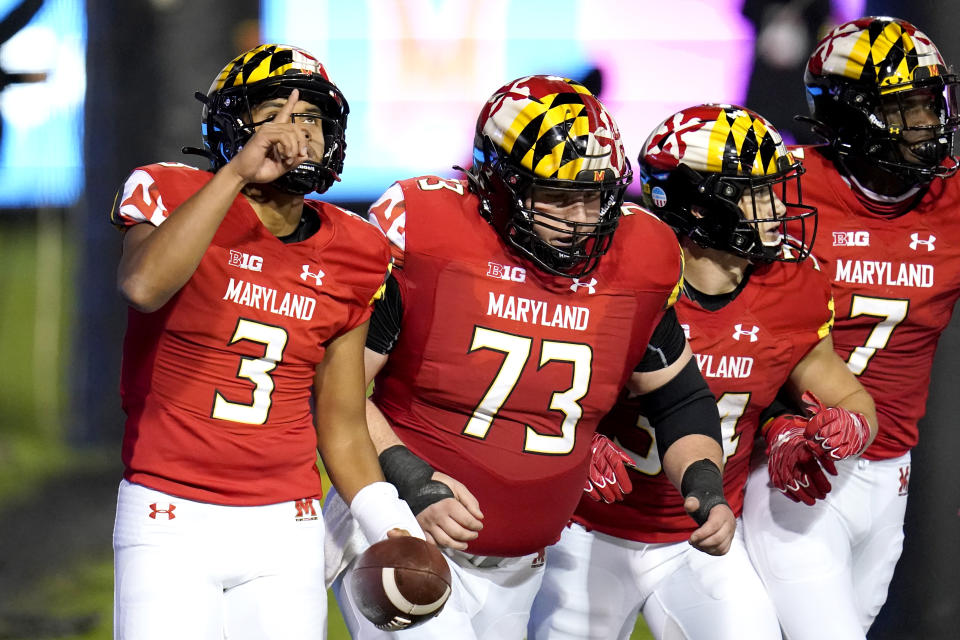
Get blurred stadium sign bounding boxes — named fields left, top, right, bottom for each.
left=0, top=0, right=84, bottom=209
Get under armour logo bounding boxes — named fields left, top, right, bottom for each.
left=570, top=277, right=598, bottom=294
left=294, top=498, right=317, bottom=521
left=732, top=324, right=759, bottom=342
left=300, top=264, right=325, bottom=285
left=148, top=503, right=176, bottom=520
left=898, top=466, right=910, bottom=496
left=909, top=233, right=936, bottom=251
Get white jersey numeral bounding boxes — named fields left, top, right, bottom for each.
left=844, top=295, right=909, bottom=376
left=212, top=318, right=289, bottom=425
left=417, top=177, right=464, bottom=194
left=463, top=327, right=591, bottom=455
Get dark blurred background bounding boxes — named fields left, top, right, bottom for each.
left=0, top=0, right=957, bottom=638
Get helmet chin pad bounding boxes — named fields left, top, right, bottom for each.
left=271, top=162, right=335, bottom=195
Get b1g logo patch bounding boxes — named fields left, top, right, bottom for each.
left=833, top=231, right=870, bottom=247
left=486, top=262, right=526, bottom=283
left=229, top=250, right=263, bottom=272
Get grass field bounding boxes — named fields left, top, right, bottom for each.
left=0, top=216, right=653, bottom=639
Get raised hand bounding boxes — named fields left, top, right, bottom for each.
left=583, top=433, right=636, bottom=503
left=765, top=414, right=834, bottom=505
left=225, top=88, right=312, bottom=185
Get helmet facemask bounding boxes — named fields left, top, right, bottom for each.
left=659, top=163, right=816, bottom=263
left=193, top=45, right=349, bottom=195
left=468, top=75, right=632, bottom=280
left=808, top=77, right=960, bottom=182
left=803, top=17, right=960, bottom=184
left=474, top=135, right=630, bottom=278
left=640, top=104, right=816, bottom=263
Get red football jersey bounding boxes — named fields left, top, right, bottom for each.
left=112, top=163, right=391, bottom=505
left=367, top=178, right=683, bottom=556
left=573, top=258, right=833, bottom=542
left=792, top=147, right=960, bottom=459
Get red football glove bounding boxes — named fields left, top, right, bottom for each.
left=801, top=391, right=870, bottom=466
left=584, top=433, right=636, bottom=503
left=765, top=414, right=833, bottom=505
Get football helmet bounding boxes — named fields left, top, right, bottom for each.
left=469, top=75, right=632, bottom=278
left=639, top=104, right=816, bottom=262
left=193, top=44, right=349, bottom=194
left=804, top=16, right=960, bottom=182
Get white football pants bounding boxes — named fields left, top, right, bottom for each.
left=113, top=480, right=327, bottom=640
left=527, top=521, right=781, bottom=640
left=742, top=453, right=910, bottom=640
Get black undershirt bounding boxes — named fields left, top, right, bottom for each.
left=276, top=206, right=321, bottom=244
left=681, top=265, right=754, bottom=311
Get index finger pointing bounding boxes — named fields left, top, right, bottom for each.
left=272, top=88, right=300, bottom=124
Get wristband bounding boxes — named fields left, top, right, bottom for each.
left=680, top=458, right=729, bottom=526
left=379, top=445, right=455, bottom=514
left=349, top=481, right=425, bottom=543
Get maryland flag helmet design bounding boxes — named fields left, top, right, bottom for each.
left=469, top=75, right=632, bottom=278
left=639, top=104, right=816, bottom=263
left=804, top=17, right=960, bottom=181
left=196, top=44, right=349, bottom=194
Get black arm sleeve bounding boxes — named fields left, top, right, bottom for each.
left=636, top=358, right=722, bottom=458
left=365, top=272, right=403, bottom=355
left=635, top=307, right=687, bottom=373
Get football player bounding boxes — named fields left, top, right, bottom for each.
left=322, top=76, right=736, bottom=639
left=527, top=104, right=877, bottom=640
left=741, top=16, right=960, bottom=638
left=110, top=44, right=421, bottom=639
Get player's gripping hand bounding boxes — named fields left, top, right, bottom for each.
left=801, top=391, right=870, bottom=464
left=583, top=433, right=636, bottom=503
left=415, top=472, right=484, bottom=551
left=224, top=88, right=312, bottom=185
left=686, top=498, right=736, bottom=556
left=765, top=414, right=833, bottom=505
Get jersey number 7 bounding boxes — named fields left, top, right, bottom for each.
left=844, top=295, right=909, bottom=375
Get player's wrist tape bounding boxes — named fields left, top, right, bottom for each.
left=379, top=445, right=455, bottom=514
left=349, top=481, right=426, bottom=543
left=680, top=458, right=729, bottom=526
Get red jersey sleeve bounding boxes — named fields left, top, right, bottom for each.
left=110, top=162, right=208, bottom=229
left=368, top=182, right=407, bottom=268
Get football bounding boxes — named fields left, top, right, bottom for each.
left=349, top=536, right=453, bottom=631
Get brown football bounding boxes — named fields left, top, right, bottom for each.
left=350, top=536, right=453, bottom=631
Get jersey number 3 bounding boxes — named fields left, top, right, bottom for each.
left=212, top=318, right=289, bottom=425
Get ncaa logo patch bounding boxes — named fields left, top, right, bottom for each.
left=651, top=186, right=667, bottom=208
